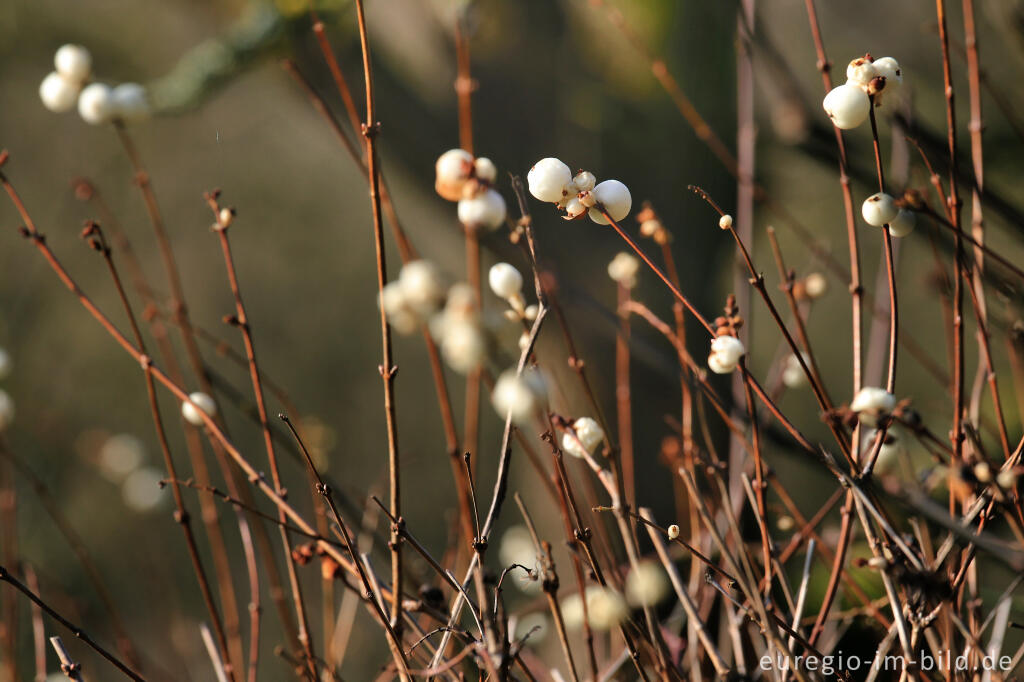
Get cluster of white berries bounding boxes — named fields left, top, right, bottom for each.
left=822, top=55, right=902, bottom=130
left=607, top=252, right=641, bottom=289
left=182, top=391, right=217, bottom=426
left=861, top=192, right=915, bottom=237
left=708, top=335, right=745, bottom=375
left=435, top=149, right=507, bottom=230
left=0, top=348, right=12, bottom=430
left=527, top=158, right=632, bottom=225
left=40, top=44, right=150, bottom=125
left=491, top=368, right=547, bottom=424
left=488, top=262, right=541, bottom=355
left=850, top=386, right=896, bottom=427
left=561, top=417, right=605, bottom=459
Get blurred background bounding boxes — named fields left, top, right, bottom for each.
left=1, top=0, right=1024, bottom=678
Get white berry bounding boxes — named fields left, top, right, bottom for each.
left=528, top=157, right=572, bottom=203
left=492, top=369, right=545, bottom=423
left=862, top=192, right=899, bottom=227
left=782, top=352, right=810, bottom=389
left=473, top=157, right=497, bottom=183
left=872, top=57, right=902, bottom=91
left=572, top=170, right=596, bottom=192
left=78, top=83, right=114, bottom=125
left=441, top=321, right=485, bottom=374
left=458, top=188, right=507, bottom=230
left=111, top=83, right=150, bottom=121
left=804, top=272, right=828, bottom=299
left=846, top=57, right=878, bottom=87
left=54, top=44, right=92, bottom=82
left=181, top=391, right=217, bottom=426
left=39, top=72, right=81, bottom=113
left=667, top=524, right=680, bottom=540
left=708, top=335, right=745, bottom=374
left=888, top=209, right=915, bottom=238
left=561, top=417, right=604, bottom=458
left=607, top=252, right=640, bottom=288
left=488, top=262, right=523, bottom=299
left=823, top=83, right=870, bottom=130
left=435, top=149, right=474, bottom=201
left=850, top=387, right=896, bottom=426
left=625, top=561, right=669, bottom=607
left=588, top=180, right=632, bottom=225
left=563, top=196, right=586, bottom=220
left=398, top=260, right=445, bottom=314
left=719, top=214, right=733, bottom=230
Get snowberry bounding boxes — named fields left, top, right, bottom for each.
left=121, top=467, right=166, bottom=512
left=607, top=252, right=640, bottom=288
left=823, top=83, right=870, bottom=130
left=54, top=44, right=92, bottom=82
left=99, top=433, right=145, bottom=482
left=708, top=335, right=745, bottom=375
left=488, top=262, right=523, bottom=299
left=719, top=214, right=733, bottom=230
left=584, top=586, right=629, bottom=631
left=997, top=469, right=1018, bottom=491
left=572, top=170, right=596, bottom=193
left=872, top=57, right=902, bottom=91
left=862, top=192, right=898, bottom=227
left=888, top=209, right=915, bottom=238
left=39, top=72, right=80, bottom=112
left=561, top=417, right=604, bottom=459
left=458, top=188, right=507, bottom=229
left=380, top=281, right=419, bottom=335
left=492, top=369, right=545, bottom=423
left=111, top=83, right=150, bottom=121
left=527, top=157, right=572, bottom=203
left=846, top=57, right=878, bottom=87
left=398, top=260, right=445, bottom=314
left=0, top=348, right=10, bottom=380
left=0, top=390, right=13, bottom=430
left=524, top=304, right=539, bottom=321
left=782, top=352, right=810, bottom=389
left=78, top=83, right=114, bottom=125
left=625, top=561, right=669, bottom=607
left=181, top=391, right=216, bottom=426
left=804, top=272, right=828, bottom=299
left=473, top=157, right=497, bottom=183
left=435, top=149, right=474, bottom=201
left=563, top=196, right=586, bottom=220
left=441, top=321, right=485, bottom=374
left=588, top=180, right=632, bottom=225
left=498, top=526, right=542, bottom=593
left=667, top=524, right=680, bottom=540
left=850, top=387, right=895, bottom=426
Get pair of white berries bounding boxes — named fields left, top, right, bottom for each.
left=435, top=149, right=507, bottom=230
left=822, top=56, right=902, bottom=130
left=527, top=158, right=632, bottom=225
left=380, top=260, right=448, bottom=335
left=708, top=335, right=745, bottom=375
left=861, top=193, right=915, bottom=237
left=40, top=44, right=150, bottom=125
